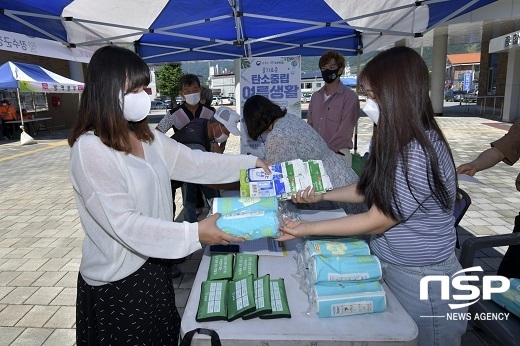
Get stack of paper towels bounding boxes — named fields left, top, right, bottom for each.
left=297, top=237, right=386, bottom=318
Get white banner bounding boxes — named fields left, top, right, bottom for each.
left=0, top=30, right=94, bottom=63
left=239, top=56, right=301, bottom=156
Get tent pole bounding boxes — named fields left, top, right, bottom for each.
left=354, top=36, right=362, bottom=155
left=32, top=92, right=37, bottom=117
left=16, top=88, right=24, bottom=131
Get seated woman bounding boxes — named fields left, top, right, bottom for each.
left=243, top=95, right=365, bottom=215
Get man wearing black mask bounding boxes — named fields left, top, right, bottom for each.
left=307, top=51, right=360, bottom=165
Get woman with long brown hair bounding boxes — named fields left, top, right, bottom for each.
left=69, top=45, right=267, bottom=345
left=277, top=46, right=466, bottom=345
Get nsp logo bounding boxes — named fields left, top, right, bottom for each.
left=420, top=266, right=510, bottom=309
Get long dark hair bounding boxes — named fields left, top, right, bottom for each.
left=243, top=95, right=286, bottom=140
left=68, top=45, right=153, bottom=152
left=356, top=46, right=455, bottom=220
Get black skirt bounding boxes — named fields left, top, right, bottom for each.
left=76, top=258, right=181, bottom=345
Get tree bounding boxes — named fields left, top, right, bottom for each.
left=155, top=63, right=183, bottom=99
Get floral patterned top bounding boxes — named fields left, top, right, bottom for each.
left=265, top=114, right=366, bottom=214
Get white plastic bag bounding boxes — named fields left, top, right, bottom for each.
left=20, top=130, right=37, bottom=145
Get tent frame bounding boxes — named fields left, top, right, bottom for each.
left=0, top=0, right=483, bottom=62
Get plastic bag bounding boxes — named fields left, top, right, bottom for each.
left=20, top=129, right=37, bottom=145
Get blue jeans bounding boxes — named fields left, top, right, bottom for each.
left=380, top=252, right=468, bottom=346
left=181, top=183, right=219, bottom=223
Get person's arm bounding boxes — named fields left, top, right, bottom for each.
left=158, top=130, right=269, bottom=184
left=306, top=95, right=315, bottom=127
left=277, top=203, right=397, bottom=241
left=291, top=184, right=365, bottom=205
left=155, top=113, right=175, bottom=133
left=456, top=147, right=505, bottom=176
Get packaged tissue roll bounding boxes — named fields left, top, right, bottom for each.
left=312, top=283, right=387, bottom=318
left=304, top=238, right=370, bottom=259
left=212, top=196, right=278, bottom=215
left=216, top=210, right=280, bottom=240
left=312, top=281, right=383, bottom=298
left=308, top=255, right=382, bottom=283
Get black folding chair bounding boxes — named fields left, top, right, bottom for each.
left=454, top=187, right=472, bottom=248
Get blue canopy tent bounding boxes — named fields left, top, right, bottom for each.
left=0, top=0, right=496, bottom=148
left=0, top=0, right=496, bottom=63
left=0, top=61, right=84, bottom=142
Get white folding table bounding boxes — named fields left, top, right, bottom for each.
left=181, top=236, right=419, bottom=345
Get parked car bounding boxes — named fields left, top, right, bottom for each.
left=300, top=93, right=311, bottom=103
left=462, top=89, right=478, bottom=103
left=151, top=100, right=167, bottom=109
left=444, top=89, right=464, bottom=102
left=162, top=99, right=173, bottom=108
left=219, top=97, right=234, bottom=105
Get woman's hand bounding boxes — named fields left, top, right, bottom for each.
left=198, top=213, right=244, bottom=245
left=275, top=218, right=310, bottom=241
left=290, top=186, right=324, bottom=204
left=255, top=158, right=272, bottom=174
left=456, top=163, right=477, bottom=176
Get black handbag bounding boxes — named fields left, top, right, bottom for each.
left=180, top=328, right=221, bottom=346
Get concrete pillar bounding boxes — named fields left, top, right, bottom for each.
left=502, top=48, right=520, bottom=122
left=69, top=61, right=84, bottom=82
left=431, top=27, right=448, bottom=116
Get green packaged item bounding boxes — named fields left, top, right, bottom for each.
left=196, top=280, right=228, bottom=322
left=207, top=254, right=234, bottom=281
left=227, top=274, right=256, bottom=321
left=233, top=253, right=259, bottom=280
left=242, top=275, right=273, bottom=320
left=259, top=278, right=291, bottom=319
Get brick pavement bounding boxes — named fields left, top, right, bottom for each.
left=0, top=103, right=518, bottom=345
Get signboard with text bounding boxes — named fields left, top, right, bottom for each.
left=239, top=56, right=301, bottom=157
left=463, top=71, right=473, bottom=91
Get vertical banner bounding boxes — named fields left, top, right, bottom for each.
left=463, top=71, right=473, bottom=91
left=239, top=56, right=301, bottom=157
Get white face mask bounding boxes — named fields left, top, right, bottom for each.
left=362, top=98, right=380, bottom=125
left=215, top=133, right=229, bottom=143
left=120, top=90, right=151, bottom=122
left=213, top=124, right=229, bottom=143
left=184, top=92, right=200, bottom=106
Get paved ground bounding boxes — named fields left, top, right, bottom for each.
left=0, top=102, right=518, bottom=345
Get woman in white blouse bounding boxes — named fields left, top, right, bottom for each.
left=68, top=45, right=268, bottom=345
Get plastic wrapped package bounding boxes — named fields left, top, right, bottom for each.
left=217, top=210, right=280, bottom=239
left=240, top=159, right=333, bottom=200
left=303, top=238, right=371, bottom=260
left=211, top=196, right=281, bottom=240
left=308, top=255, right=382, bottom=284
left=491, top=278, right=520, bottom=318
left=310, top=282, right=387, bottom=318
left=211, top=196, right=278, bottom=215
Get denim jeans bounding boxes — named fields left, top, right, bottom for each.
left=181, top=183, right=219, bottom=223
left=380, top=252, right=468, bottom=346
